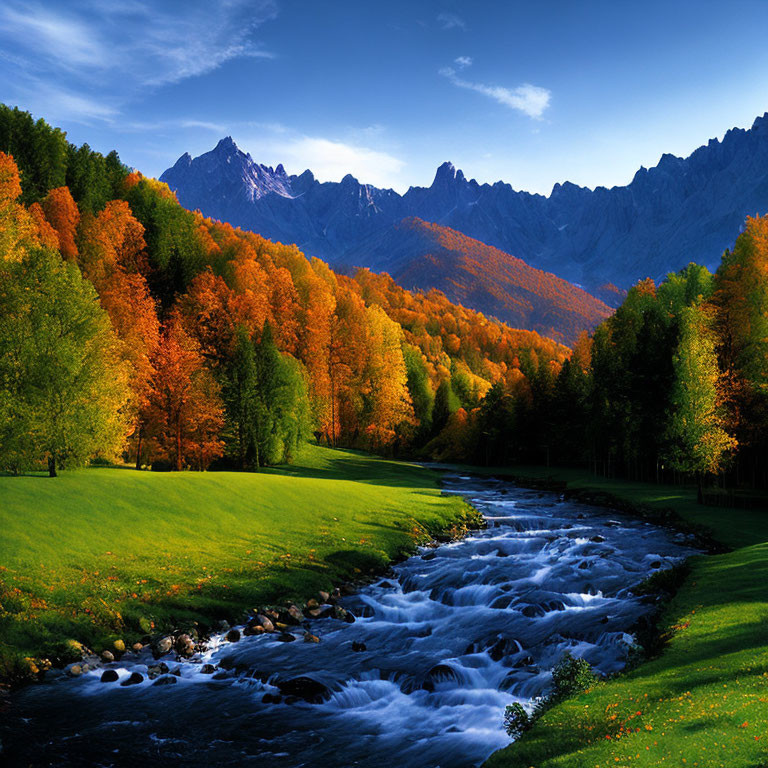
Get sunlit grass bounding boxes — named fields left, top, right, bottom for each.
left=483, top=466, right=768, bottom=768
left=0, top=444, right=473, bottom=682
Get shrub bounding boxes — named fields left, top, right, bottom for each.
left=503, top=702, right=532, bottom=738
left=551, top=652, right=596, bottom=697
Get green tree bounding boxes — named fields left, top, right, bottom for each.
left=431, top=379, right=461, bottom=437
left=225, top=322, right=312, bottom=468
left=225, top=325, right=261, bottom=469
left=0, top=248, right=130, bottom=475
left=403, top=343, right=434, bottom=442
left=664, top=304, right=736, bottom=479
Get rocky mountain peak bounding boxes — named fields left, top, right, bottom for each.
left=214, top=136, right=239, bottom=154
left=432, top=161, right=460, bottom=187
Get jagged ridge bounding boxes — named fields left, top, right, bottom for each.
left=160, top=114, right=768, bottom=292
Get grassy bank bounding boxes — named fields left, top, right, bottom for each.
left=483, top=466, right=768, bottom=768
left=0, top=444, right=475, bottom=683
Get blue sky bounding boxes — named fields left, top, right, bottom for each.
left=2, top=0, right=768, bottom=193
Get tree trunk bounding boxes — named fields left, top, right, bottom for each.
left=48, top=454, right=57, bottom=478
left=135, top=425, right=143, bottom=470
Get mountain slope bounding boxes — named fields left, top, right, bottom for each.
left=160, top=113, right=768, bottom=292
left=352, top=218, right=612, bottom=344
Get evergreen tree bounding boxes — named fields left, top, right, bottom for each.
left=431, top=379, right=461, bottom=437
left=403, top=343, right=434, bottom=442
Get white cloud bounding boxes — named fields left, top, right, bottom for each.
left=437, top=12, right=466, bottom=30
left=440, top=66, right=551, bottom=119
left=454, top=56, right=473, bottom=69
left=0, top=0, right=278, bottom=123
left=7, top=79, right=120, bottom=124
left=250, top=134, right=405, bottom=189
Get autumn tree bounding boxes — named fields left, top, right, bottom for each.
left=76, top=200, right=160, bottom=466
left=144, top=315, right=224, bottom=470
left=361, top=305, right=413, bottom=451
left=0, top=248, right=130, bottom=475
left=0, top=152, right=37, bottom=261
left=41, top=186, right=80, bottom=261
left=712, top=218, right=768, bottom=486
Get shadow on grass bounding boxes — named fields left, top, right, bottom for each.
left=265, top=449, right=440, bottom=490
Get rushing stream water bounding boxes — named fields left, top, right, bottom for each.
left=3, top=474, right=697, bottom=767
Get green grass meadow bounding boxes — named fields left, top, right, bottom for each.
left=483, top=467, right=768, bottom=768
left=0, top=444, right=474, bottom=681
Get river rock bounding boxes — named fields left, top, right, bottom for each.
left=100, top=670, right=119, bottom=683
left=488, top=637, right=518, bottom=661
left=155, top=636, right=173, bottom=655
left=171, top=666, right=182, bottom=676
left=590, top=535, right=606, bottom=543
left=153, top=675, right=177, bottom=686
left=225, top=629, right=241, bottom=643
left=284, top=605, right=305, bottom=624
left=254, top=614, right=275, bottom=632
left=132, top=643, right=143, bottom=652
left=243, top=621, right=265, bottom=636
left=68, top=665, right=83, bottom=677
left=276, top=632, right=296, bottom=642
left=113, top=639, right=126, bottom=653
left=200, top=664, right=217, bottom=674
left=120, top=672, right=144, bottom=686
left=262, top=693, right=282, bottom=704
left=303, top=633, right=320, bottom=643
left=101, top=650, right=115, bottom=663
left=318, top=590, right=330, bottom=603
left=332, top=606, right=354, bottom=623
left=351, top=641, right=367, bottom=652
left=147, top=663, right=169, bottom=679
left=305, top=598, right=319, bottom=610
left=275, top=676, right=330, bottom=703
left=175, top=634, right=195, bottom=657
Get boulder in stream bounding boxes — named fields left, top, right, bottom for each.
left=275, top=676, right=331, bottom=703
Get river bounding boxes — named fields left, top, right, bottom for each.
left=2, top=473, right=697, bottom=767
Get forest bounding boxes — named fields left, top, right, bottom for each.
left=1, top=105, right=766, bottom=494
left=0, top=106, right=567, bottom=477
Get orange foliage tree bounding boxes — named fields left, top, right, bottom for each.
left=143, top=315, right=224, bottom=470
left=41, top=186, right=79, bottom=261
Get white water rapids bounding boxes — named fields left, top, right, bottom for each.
left=3, top=474, right=697, bottom=767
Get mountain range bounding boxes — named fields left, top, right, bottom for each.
left=160, top=113, right=768, bottom=337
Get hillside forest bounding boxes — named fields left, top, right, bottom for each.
left=1, top=106, right=766, bottom=492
